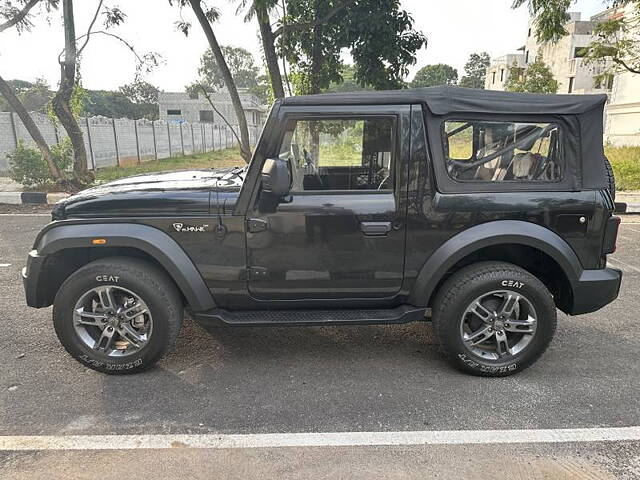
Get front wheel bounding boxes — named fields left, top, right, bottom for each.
left=432, top=262, right=557, bottom=377
left=53, top=257, right=183, bottom=374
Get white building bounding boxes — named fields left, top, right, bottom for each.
left=487, top=12, right=609, bottom=94
left=158, top=89, right=266, bottom=129
left=488, top=9, right=640, bottom=146
left=599, top=5, right=640, bottom=146
left=485, top=53, right=525, bottom=90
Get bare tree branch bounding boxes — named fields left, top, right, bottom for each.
left=0, top=0, right=41, bottom=33
left=198, top=85, right=243, bottom=146
left=272, top=0, right=356, bottom=37
left=613, top=56, right=640, bottom=74
left=60, top=30, right=145, bottom=65
left=77, top=0, right=104, bottom=56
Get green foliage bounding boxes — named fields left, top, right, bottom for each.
left=324, top=64, right=376, bottom=93
left=199, top=45, right=260, bottom=90
left=514, top=1, right=640, bottom=76
left=512, top=0, right=573, bottom=43
left=119, top=80, right=160, bottom=105
left=279, top=0, right=427, bottom=93
left=505, top=56, right=558, bottom=94
left=582, top=3, right=640, bottom=76
left=459, top=52, right=490, bottom=89
left=0, top=78, right=53, bottom=113
left=96, top=148, right=244, bottom=183
left=410, top=64, right=458, bottom=88
left=248, top=74, right=272, bottom=104
left=7, top=141, right=46, bottom=187
left=606, top=145, right=640, bottom=191
left=7, top=138, right=73, bottom=188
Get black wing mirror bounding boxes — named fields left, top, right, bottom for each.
left=261, top=158, right=291, bottom=197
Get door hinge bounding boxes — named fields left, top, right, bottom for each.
left=248, top=266, right=268, bottom=280
left=247, top=218, right=268, bottom=233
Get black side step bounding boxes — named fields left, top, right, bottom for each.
left=193, top=305, right=428, bottom=327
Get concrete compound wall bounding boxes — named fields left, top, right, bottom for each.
left=0, top=112, right=263, bottom=172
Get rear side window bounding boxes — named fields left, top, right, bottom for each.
left=444, top=120, right=562, bottom=183
left=278, top=117, right=395, bottom=192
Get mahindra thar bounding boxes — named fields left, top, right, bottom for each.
left=23, top=86, right=622, bottom=376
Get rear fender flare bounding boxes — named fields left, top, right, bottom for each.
left=37, top=223, right=215, bottom=312
left=408, top=220, right=582, bottom=306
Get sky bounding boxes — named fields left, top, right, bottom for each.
left=0, top=0, right=609, bottom=92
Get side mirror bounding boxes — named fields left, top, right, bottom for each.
left=261, top=158, right=290, bottom=197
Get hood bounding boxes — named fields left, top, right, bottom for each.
left=54, top=166, right=247, bottom=219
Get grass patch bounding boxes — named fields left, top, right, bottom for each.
left=606, top=145, right=640, bottom=191
left=92, top=145, right=640, bottom=192
left=95, top=148, right=245, bottom=183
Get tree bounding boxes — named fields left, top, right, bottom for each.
left=0, top=78, right=53, bottom=113
left=583, top=2, right=640, bottom=76
left=324, top=64, right=374, bottom=93
left=0, top=0, right=63, bottom=181
left=172, top=0, right=252, bottom=163
left=237, top=0, right=285, bottom=98
left=514, top=0, right=640, bottom=76
left=119, top=79, right=160, bottom=119
left=410, top=64, right=458, bottom=88
left=119, top=79, right=160, bottom=105
left=505, top=56, right=559, bottom=94
left=198, top=45, right=259, bottom=90
left=277, top=0, right=427, bottom=95
left=459, top=52, right=490, bottom=89
left=53, top=1, right=158, bottom=184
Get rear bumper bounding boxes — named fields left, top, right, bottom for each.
left=23, top=250, right=48, bottom=308
left=569, top=267, right=622, bottom=315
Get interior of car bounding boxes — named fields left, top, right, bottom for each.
left=444, top=120, right=561, bottom=182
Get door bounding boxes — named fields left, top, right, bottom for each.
left=246, top=107, right=409, bottom=301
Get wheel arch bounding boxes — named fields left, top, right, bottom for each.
left=409, top=220, right=582, bottom=313
left=33, top=223, right=215, bottom=312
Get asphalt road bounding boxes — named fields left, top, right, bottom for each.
left=1, top=211, right=639, bottom=479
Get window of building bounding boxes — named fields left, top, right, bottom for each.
left=167, top=109, right=182, bottom=116
left=568, top=77, right=575, bottom=93
left=500, top=69, right=505, bottom=82
left=525, top=50, right=529, bottom=63
left=528, top=27, right=531, bottom=37
left=443, top=120, right=562, bottom=183
left=199, top=110, right=214, bottom=122
left=278, top=117, right=395, bottom=191
left=573, top=47, right=586, bottom=58
left=492, top=71, right=496, bottom=84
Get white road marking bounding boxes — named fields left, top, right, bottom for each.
left=0, top=213, right=50, bottom=217
left=0, top=427, right=639, bottom=451
left=0, top=263, right=11, bottom=267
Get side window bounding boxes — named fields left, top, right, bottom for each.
left=278, top=117, right=394, bottom=192
left=443, top=120, right=562, bottom=183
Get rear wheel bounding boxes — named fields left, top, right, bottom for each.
left=604, top=155, right=616, bottom=201
left=53, top=257, right=183, bottom=374
left=432, top=262, right=556, bottom=377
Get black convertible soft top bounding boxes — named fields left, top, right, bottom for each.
left=283, top=85, right=606, bottom=115
left=282, top=86, right=607, bottom=190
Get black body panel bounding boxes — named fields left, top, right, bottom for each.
left=24, top=91, right=621, bottom=321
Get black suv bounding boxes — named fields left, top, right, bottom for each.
left=23, top=87, right=622, bottom=376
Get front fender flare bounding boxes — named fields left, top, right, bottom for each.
left=408, top=220, right=583, bottom=307
left=36, top=223, right=215, bottom=312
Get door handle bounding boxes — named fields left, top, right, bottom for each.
left=360, top=221, right=392, bottom=237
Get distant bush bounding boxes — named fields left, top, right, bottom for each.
left=606, top=145, right=640, bottom=191
left=7, top=139, right=74, bottom=188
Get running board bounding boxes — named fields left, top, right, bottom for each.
left=193, top=305, right=428, bottom=327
